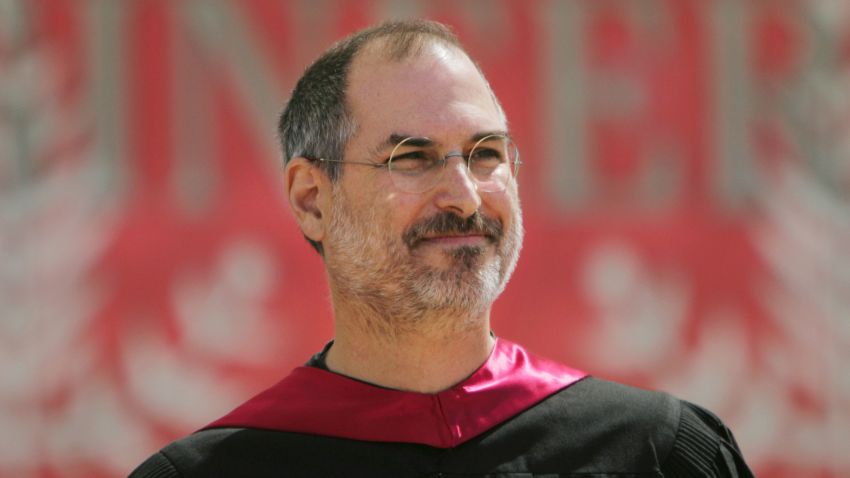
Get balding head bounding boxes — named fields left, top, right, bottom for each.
left=278, top=20, right=504, bottom=254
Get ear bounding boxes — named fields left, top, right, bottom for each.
left=285, top=157, right=329, bottom=244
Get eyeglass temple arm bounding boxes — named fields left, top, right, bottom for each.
left=316, top=158, right=388, bottom=169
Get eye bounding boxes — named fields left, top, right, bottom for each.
left=469, top=146, right=505, bottom=171
left=390, top=150, right=441, bottom=174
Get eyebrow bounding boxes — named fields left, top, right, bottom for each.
left=376, top=130, right=510, bottom=152
left=470, top=130, right=509, bottom=143
left=386, top=134, right=433, bottom=148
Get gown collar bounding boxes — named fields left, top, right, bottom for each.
left=203, top=337, right=586, bottom=448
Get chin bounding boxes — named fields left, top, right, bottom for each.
left=413, top=252, right=504, bottom=310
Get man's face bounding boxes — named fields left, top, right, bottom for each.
left=322, top=41, right=523, bottom=325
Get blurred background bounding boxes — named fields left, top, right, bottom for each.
left=1, top=0, right=848, bottom=476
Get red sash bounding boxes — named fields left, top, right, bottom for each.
left=204, top=338, right=586, bottom=448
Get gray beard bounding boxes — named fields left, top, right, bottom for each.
left=323, top=189, right=523, bottom=336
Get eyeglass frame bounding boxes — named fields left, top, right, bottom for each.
left=312, top=133, right=522, bottom=194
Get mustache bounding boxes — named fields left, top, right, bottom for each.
left=403, top=211, right=503, bottom=249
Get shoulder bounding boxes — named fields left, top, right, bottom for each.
left=504, top=376, right=681, bottom=471
left=557, top=375, right=680, bottom=421
left=128, top=428, right=311, bottom=478
left=480, top=376, right=753, bottom=477
left=127, top=426, right=429, bottom=478
left=128, top=429, right=241, bottom=478
left=536, top=376, right=682, bottom=442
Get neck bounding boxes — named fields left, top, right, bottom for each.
left=325, top=306, right=495, bottom=394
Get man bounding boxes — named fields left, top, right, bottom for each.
left=130, top=20, right=753, bottom=477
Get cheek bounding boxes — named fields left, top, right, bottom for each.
left=483, top=191, right=518, bottom=224
left=378, top=192, right=425, bottom=227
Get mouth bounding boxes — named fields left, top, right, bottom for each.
left=420, top=233, right=490, bottom=247
left=403, top=211, right=503, bottom=251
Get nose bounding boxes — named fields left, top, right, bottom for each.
left=433, top=155, right=481, bottom=218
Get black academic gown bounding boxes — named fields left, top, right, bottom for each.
left=129, top=338, right=754, bottom=477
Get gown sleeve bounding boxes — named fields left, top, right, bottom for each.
left=127, top=451, right=180, bottom=478
left=660, top=400, right=755, bottom=478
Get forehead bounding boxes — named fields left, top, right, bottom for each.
left=345, top=40, right=505, bottom=147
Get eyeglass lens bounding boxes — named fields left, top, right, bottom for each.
left=387, top=134, right=519, bottom=193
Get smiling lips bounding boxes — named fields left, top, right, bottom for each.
left=421, top=234, right=490, bottom=246
left=403, top=211, right=503, bottom=250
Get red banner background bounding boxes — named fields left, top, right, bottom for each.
left=1, top=1, right=849, bottom=477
